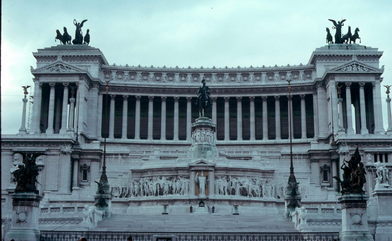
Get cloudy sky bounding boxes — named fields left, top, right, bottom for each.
left=2, top=0, right=392, bottom=134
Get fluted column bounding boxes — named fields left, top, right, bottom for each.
left=31, top=81, right=42, bottom=133
left=345, top=83, right=354, bottom=134
left=186, top=97, right=192, bottom=140
left=316, top=83, right=327, bottom=138
left=109, top=94, right=115, bottom=139
left=224, top=97, right=229, bottom=141
left=97, top=93, right=103, bottom=138
left=60, top=83, right=69, bottom=134
left=122, top=95, right=128, bottom=139
left=208, top=171, right=215, bottom=196
left=338, top=96, right=344, bottom=132
left=300, top=94, right=306, bottom=139
left=249, top=97, right=255, bottom=140
left=67, top=96, right=75, bottom=132
left=359, top=83, right=369, bottom=134
left=19, top=95, right=28, bottom=133
left=288, top=95, right=293, bottom=139
left=47, top=83, right=56, bottom=134
left=373, top=80, right=384, bottom=134
left=148, top=96, right=154, bottom=140
left=275, top=96, right=281, bottom=140
left=161, top=96, right=167, bottom=140
left=237, top=97, right=242, bottom=140
left=173, top=97, right=179, bottom=140
left=387, top=90, right=392, bottom=132
left=135, top=96, right=141, bottom=139
left=313, top=92, right=319, bottom=139
left=262, top=96, right=268, bottom=140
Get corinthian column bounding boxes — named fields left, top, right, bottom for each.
left=97, top=93, right=103, bottom=138
left=174, top=97, right=179, bottom=141
left=359, top=83, right=369, bottom=134
left=237, top=97, right=242, bottom=140
left=224, top=97, right=229, bottom=141
left=262, top=96, right=268, bottom=140
left=147, top=96, right=154, bottom=140
left=386, top=89, right=392, bottom=132
left=60, top=83, right=69, bottom=134
left=135, top=96, right=141, bottom=139
left=161, top=96, right=167, bottom=140
left=373, top=80, right=384, bottom=134
left=31, top=81, right=42, bottom=134
left=47, top=83, right=56, bottom=134
left=19, top=94, right=28, bottom=134
left=275, top=96, right=281, bottom=140
left=300, top=94, right=307, bottom=139
left=122, top=95, right=128, bottom=139
left=186, top=97, right=192, bottom=141
left=345, top=83, right=354, bottom=135
left=212, top=97, right=217, bottom=138
left=250, top=97, right=255, bottom=140
left=109, top=95, right=115, bottom=139
left=67, top=96, right=75, bottom=132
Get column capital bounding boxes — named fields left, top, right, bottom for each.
left=300, top=94, right=306, bottom=99
left=49, top=83, right=56, bottom=87
left=69, top=97, right=75, bottom=103
left=224, top=97, right=230, bottom=101
left=274, top=95, right=280, bottom=100
left=135, top=95, right=141, bottom=100
left=122, top=95, right=129, bottom=100
left=110, top=94, right=116, bottom=99
left=359, top=82, right=366, bottom=87
left=236, top=96, right=242, bottom=101
left=210, top=96, right=217, bottom=101
left=261, top=96, right=267, bottom=101
left=249, top=96, right=255, bottom=101
left=63, top=82, right=69, bottom=87
left=162, top=96, right=168, bottom=101
left=186, top=96, right=192, bottom=101
left=173, top=96, right=180, bottom=101
left=345, top=82, right=352, bottom=87
left=148, top=96, right=154, bottom=100
left=288, top=95, right=293, bottom=100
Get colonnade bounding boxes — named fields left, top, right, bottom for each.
left=30, top=82, right=77, bottom=134
left=99, top=94, right=315, bottom=141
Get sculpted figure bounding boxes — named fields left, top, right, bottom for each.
left=350, top=28, right=361, bottom=44
left=341, top=26, right=352, bottom=44
left=375, top=162, right=390, bottom=187
left=72, top=19, right=88, bottom=45
left=10, top=153, right=23, bottom=183
left=13, top=153, right=40, bottom=194
left=197, top=79, right=211, bottom=117
left=328, top=19, right=346, bottom=44
left=196, top=171, right=207, bottom=196
left=326, top=27, right=333, bottom=44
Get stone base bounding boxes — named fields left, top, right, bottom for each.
left=5, top=192, right=41, bottom=241
left=339, top=194, right=373, bottom=241
left=373, top=189, right=392, bottom=241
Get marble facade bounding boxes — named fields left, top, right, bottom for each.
left=2, top=43, right=392, bottom=237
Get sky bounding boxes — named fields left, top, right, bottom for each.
left=2, top=0, right=392, bottom=134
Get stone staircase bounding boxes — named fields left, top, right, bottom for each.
left=94, top=213, right=297, bottom=232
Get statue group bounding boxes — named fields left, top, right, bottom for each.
left=12, top=153, right=41, bottom=194
left=334, top=148, right=367, bottom=194
left=55, top=19, right=90, bottom=45
left=326, top=19, right=361, bottom=44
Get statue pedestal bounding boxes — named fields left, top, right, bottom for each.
left=339, top=194, right=373, bottom=241
left=189, top=117, right=217, bottom=161
left=5, top=192, right=42, bottom=241
left=373, top=189, right=392, bottom=241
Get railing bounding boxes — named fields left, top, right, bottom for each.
left=40, top=231, right=339, bottom=241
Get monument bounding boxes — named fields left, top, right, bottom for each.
left=5, top=153, right=42, bottom=241
left=1, top=19, right=392, bottom=240
left=336, top=148, right=373, bottom=241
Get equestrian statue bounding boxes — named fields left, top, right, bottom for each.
left=197, top=79, right=211, bottom=117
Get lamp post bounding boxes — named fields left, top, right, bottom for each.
left=285, top=79, right=301, bottom=216
left=95, top=80, right=111, bottom=216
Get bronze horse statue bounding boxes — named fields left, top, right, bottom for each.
left=341, top=26, right=352, bottom=44
left=350, top=28, right=361, bottom=44
left=326, top=27, right=333, bottom=44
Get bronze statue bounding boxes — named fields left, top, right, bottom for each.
left=334, top=148, right=366, bottom=194
left=341, top=26, right=352, bottom=44
left=197, top=79, right=211, bottom=117
left=83, top=29, right=90, bottom=45
left=55, top=27, right=72, bottom=45
left=22, top=85, right=30, bottom=98
left=13, top=153, right=41, bottom=194
left=328, top=19, right=346, bottom=44
left=72, top=19, right=88, bottom=45
left=326, top=28, right=333, bottom=44
left=350, top=28, right=361, bottom=44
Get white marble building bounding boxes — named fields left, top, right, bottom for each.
left=1, top=43, right=392, bottom=239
